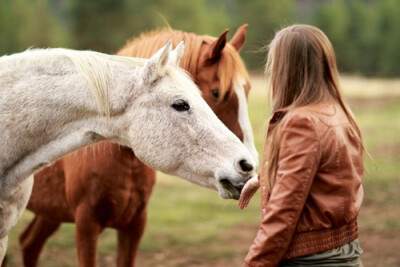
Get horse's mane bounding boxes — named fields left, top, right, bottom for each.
left=118, top=28, right=250, bottom=99
left=64, top=49, right=147, bottom=117
left=64, top=49, right=200, bottom=117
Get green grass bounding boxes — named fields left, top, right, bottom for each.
left=5, top=75, right=400, bottom=266
left=353, top=100, right=400, bottom=206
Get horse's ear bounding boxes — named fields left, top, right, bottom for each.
left=169, top=41, right=185, bottom=67
left=206, top=29, right=228, bottom=62
left=230, top=24, right=248, bottom=52
left=143, top=40, right=172, bottom=82
left=154, top=40, right=172, bottom=77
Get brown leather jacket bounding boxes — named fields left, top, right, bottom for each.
left=244, top=102, right=364, bottom=267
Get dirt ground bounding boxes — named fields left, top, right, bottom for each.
left=133, top=211, right=400, bottom=267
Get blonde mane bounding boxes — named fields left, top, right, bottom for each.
left=63, top=49, right=146, bottom=117
left=118, top=28, right=250, bottom=99
left=63, top=49, right=199, bottom=116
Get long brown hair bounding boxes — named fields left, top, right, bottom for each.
left=264, top=24, right=362, bottom=190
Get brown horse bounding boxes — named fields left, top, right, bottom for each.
left=18, top=25, right=255, bottom=267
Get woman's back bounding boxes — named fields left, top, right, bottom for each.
left=265, top=102, right=364, bottom=259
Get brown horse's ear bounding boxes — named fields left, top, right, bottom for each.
left=206, top=29, right=229, bottom=62
left=230, top=24, right=248, bottom=52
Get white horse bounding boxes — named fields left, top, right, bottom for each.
left=0, top=41, right=256, bottom=263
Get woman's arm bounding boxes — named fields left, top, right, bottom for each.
left=244, top=113, right=321, bottom=267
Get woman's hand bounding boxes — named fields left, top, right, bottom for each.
left=238, top=175, right=260, bottom=210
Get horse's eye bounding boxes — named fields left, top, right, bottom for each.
left=172, top=99, right=190, bottom=112
left=211, top=89, right=220, bottom=100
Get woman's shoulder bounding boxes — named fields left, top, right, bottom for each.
left=279, top=108, right=319, bottom=136
left=280, top=103, right=326, bottom=126
left=284, top=102, right=348, bottom=128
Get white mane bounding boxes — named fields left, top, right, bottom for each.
left=165, top=66, right=201, bottom=96
left=40, top=49, right=200, bottom=115
left=61, top=49, right=146, bottom=117
left=61, top=49, right=201, bottom=116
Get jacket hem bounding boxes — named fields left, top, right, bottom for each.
left=283, top=220, right=358, bottom=260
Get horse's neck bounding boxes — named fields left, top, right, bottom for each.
left=0, top=54, right=137, bottom=196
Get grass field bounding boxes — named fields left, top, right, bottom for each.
left=5, top=75, right=400, bottom=267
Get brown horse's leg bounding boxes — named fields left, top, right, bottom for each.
left=19, top=216, right=61, bottom=267
left=75, top=205, right=102, bottom=267
left=116, top=210, right=147, bottom=267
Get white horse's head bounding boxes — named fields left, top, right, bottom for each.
left=124, top=41, right=256, bottom=200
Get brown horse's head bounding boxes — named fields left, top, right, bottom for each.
left=118, top=25, right=258, bottom=165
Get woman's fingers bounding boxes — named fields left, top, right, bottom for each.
left=238, top=197, right=247, bottom=209
left=238, top=189, right=256, bottom=209
left=239, top=197, right=251, bottom=209
left=238, top=175, right=260, bottom=209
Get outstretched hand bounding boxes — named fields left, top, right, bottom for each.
left=238, top=175, right=260, bottom=210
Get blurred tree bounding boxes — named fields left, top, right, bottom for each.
left=149, top=0, right=230, bottom=36
left=228, top=0, right=295, bottom=70
left=312, top=0, right=400, bottom=77
left=1, top=0, right=400, bottom=76
left=353, top=1, right=379, bottom=76
left=68, top=0, right=130, bottom=52
left=67, top=0, right=230, bottom=53
left=313, top=0, right=353, bottom=72
left=375, top=0, right=400, bottom=76
left=0, top=0, right=69, bottom=54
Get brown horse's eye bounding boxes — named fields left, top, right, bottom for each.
left=211, top=89, right=220, bottom=100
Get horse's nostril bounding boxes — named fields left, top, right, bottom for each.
left=239, top=159, right=253, bottom=173
left=219, top=178, right=231, bottom=187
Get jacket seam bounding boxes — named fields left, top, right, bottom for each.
left=308, top=115, right=322, bottom=160
left=336, top=136, right=346, bottom=221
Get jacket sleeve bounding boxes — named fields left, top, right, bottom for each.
left=244, top=114, right=321, bottom=267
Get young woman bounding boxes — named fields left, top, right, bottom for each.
left=239, top=24, right=364, bottom=267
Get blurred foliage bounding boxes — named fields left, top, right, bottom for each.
left=0, top=0, right=70, bottom=52
left=1, top=0, right=400, bottom=76
left=311, top=0, right=400, bottom=76
left=67, top=0, right=231, bottom=53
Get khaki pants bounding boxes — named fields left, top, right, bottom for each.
left=280, top=239, right=363, bottom=267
